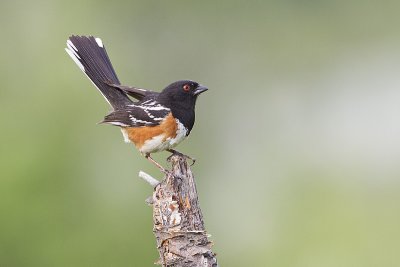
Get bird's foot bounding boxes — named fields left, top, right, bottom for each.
left=145, top=153, right=169, bottom=174
left=166, top=149, right=196, bottom=166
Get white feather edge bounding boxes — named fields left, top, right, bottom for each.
left=65, top=47, right=84, bottom=71
left=65, top=40, right=112, bottom=106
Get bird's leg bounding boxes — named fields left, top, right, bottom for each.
left=145, top=153, right=168, bottom=174
left=166, top=149, right=196, bottom=166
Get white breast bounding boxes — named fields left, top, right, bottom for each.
left=167, top=119, right=188, bottom=147
left=128, top=119, right=188, bottom=154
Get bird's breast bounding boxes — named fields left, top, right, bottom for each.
left=121, top=113, right=188, bottom=154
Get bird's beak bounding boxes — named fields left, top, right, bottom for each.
left=193, top=85, right=208, bottom=95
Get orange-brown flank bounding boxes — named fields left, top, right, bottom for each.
left=125, top=113, right=178, bottom=149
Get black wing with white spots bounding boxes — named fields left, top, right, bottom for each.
left=101, top=100, right=170, bottom=127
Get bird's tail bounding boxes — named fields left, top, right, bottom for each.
left=65, top=35, right=132, bottom=110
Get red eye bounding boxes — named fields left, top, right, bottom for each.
left=183, top=84, right=190, bottom=92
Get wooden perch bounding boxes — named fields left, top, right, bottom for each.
left=139, top=154, right=218, bottom=267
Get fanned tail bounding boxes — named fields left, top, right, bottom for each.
left=65, top=35, right=132, bottom=110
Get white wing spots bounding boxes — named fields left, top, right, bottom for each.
left=143, top=105, right=169, bottom=111
left=142, top=109, right=163, bottom=121
left=65, top=47, right=85, bottom=71
left=128, top=103, right=170, bottom=111
left=129, top=114, right=153, bottom=125
left=130, top=103, right=169, bottom=123
left=95, top=37, right=103, bottom=47
left=143, top=109, right=155, bottom=118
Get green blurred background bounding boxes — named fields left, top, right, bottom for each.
left=1, top=0, right=400, bottom=266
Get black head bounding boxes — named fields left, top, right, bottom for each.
left=157, top=80, right=208, bottom=132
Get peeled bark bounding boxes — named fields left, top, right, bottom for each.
left=140, top=154, right=218, bottom=267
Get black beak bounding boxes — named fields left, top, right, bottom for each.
left=193, top=85, right=208, bottom=95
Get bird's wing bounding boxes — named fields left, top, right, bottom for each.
left=107, top=83, right=158, bottom=101
left=101, top=100, right=170, bottom=127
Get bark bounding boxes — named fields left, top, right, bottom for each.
left=140, top=154, right=218, bottom=267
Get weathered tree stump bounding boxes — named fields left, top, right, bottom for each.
left=139, top=154, right=218, bottom=267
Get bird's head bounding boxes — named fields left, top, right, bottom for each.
left=158, top=80, right=208, bottom=110
left=157, top=80, right=208, bottom=132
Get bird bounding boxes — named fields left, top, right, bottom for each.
left=65, top=35, right=208, bottom=173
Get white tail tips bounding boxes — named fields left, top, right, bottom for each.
left=95, top=37, right=103, bottom=47
left=65, top=40, right=85, bottom=71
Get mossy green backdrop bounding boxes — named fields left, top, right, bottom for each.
left=1, top=0, right=400, bottom=266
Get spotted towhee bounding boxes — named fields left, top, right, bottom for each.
left=65, top=35, right=208, bottom=173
